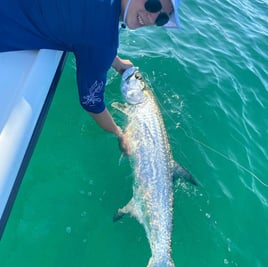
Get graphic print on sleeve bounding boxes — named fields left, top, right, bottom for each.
left=82, top=80, right=104, bottom=106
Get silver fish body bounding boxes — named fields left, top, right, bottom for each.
left=113, top=68, right=195, bottom=267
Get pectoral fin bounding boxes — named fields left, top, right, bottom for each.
left=112, top=102, right=129, bottom=115
left=172, top=161, right=198, bottom=186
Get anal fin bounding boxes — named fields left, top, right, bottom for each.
left=113, top=209, right=126, bottom=222
left=113, top=198, right=135, bottom=222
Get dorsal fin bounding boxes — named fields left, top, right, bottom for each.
left=172, top=161, right=198, bottom=186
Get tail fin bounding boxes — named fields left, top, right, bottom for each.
left=147, top=256, right=175, bottom=267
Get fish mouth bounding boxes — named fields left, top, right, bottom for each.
left=122, top=67, right=138, bottom=81
left=121, top=69, right=145, bottom=104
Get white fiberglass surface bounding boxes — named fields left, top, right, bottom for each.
left=0, top=49, right=63, bottom=219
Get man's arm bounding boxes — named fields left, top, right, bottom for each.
left=112, top=56, right=133, bottom=74
left=87, top=55, right=134, bottom=155
left=89, top=108, right=130, bottom=155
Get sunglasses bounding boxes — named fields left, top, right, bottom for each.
left=144, top=0, right=170, bottom=26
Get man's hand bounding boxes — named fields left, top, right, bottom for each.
left=112, top=56, right=133, bottom=74
left=89, top=109, right=131, bottom=156
left=118, top=132, right=131, bottom=156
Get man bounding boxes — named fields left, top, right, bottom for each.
left=0, top=0, right=180, bottom=155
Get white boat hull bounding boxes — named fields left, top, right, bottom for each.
left=0, top=49, right=66, bottom=237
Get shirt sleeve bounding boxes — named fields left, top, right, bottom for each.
left=74, top=44, right=116, bottom=114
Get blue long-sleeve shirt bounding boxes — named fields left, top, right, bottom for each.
left=0, top=0, right=121, bottom=113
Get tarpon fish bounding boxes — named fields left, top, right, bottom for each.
left=112, top=67, right=196, bottom=267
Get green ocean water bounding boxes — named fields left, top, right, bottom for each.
left=1, top=0, right=268, bottom=266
